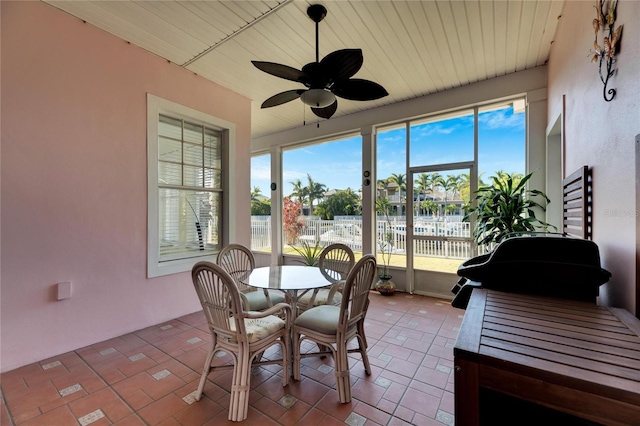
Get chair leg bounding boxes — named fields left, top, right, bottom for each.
left=335, top=339, right=351, bottom=403
left=357, top=319, right=369, bottom=349
left=317, top=343, right=329, bottom=356
left=228, top=346, right=251, bottom=422
left=356, top=333, right=371, bottom=375
left=196, top=339, right=217, bottom=401
left=281, top=335, right=289, bottom=386
left=292, top=329, right=301, bottom=381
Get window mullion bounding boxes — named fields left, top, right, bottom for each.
left=181, top=119, right=185, bottom=187
left=201, top=124, right=205, bottom=188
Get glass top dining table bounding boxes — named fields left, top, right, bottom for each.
left=239, top=265, right=333, bottom=317
left=241, top=265, right=334, bottom=377
left=241, top=265, right=330, bottom=290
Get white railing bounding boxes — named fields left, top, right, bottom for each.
left=250, top=216, right=271, bottom=250
left=251, top=216, right=476, bottom=259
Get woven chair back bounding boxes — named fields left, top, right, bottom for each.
left=318, top=243, right=355, bottom=283
left=216, top=244, right=255, bottom=292
left=191, top=261, right=247, bottom=343
left=339, top=254, right=377, bottom=332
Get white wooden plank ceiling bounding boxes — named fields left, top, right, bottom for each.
left=43, top=0, right=564, bottom=139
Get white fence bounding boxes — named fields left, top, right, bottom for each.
left=251, top=216, right=475, bottom=260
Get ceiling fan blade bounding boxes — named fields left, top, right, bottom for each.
left=332, top=78, right=389, bottom=101
left=320, top=49, right=363, bottom=82
left=252, top=61, right=306, bottom=83
left=261, top=90, right=305, bottom=108
left=311, top=99, right=338, bottom=119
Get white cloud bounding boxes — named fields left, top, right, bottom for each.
left=479, top=110, right=524, bottom=129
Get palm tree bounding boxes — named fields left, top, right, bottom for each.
left=442, top=175, right=460, bottom=218
left=342, top=187, right=360, bottom=215
left=458, top=173, right=471, bottom=204
left=415, top=173, right=430, bottom=215
left=290, top=178, right=308, bottom=213
left=428, top=172, right=442, bottom=198
left=306, top=174, right=327, bottom=215
left=375, top=195, right=392, bottom=216
left=458, top=171, right=488, bottom=204
left=250, top=186, right=262, bottom=203
left=388, top=173, right=407, bottom=216
left=421, top=199, right=437, bottom=216
left=445, top=204, right=457, bottom=216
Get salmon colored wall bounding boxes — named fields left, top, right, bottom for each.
left=547, top=1, right=639, bottom=313
left=1, top=1, right=252, bottom=372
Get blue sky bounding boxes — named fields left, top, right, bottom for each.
left=251, top=106, right=525, bottom=196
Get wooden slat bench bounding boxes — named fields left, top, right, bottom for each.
left=454, top=289, right=640, bottom=425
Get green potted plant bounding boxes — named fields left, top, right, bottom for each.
left=463, top=171, right=555, bottom=248
left=375, top=197, right=396, bottom=295
left=291, top=240, right=324, bottom=266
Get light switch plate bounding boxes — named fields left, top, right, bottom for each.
left=57, top=281, right=72, bottom=300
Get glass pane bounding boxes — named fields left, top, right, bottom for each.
left=158, top=189, right=220, bottom=260
left=412, top=168, right=472, bottom=273
left=283, top=136, right=362, bottom=259
left=183, top=143, right=202, bottom=166
left=158, top=137, right=181, bottom=162
left=376, top=125, right=407, bottom=269
left=158, top=162, right=181, bottom=185
left=183, top=122, right=203, bottom=144
left=204, top=128, right=220, bottom=147
left=203, top=168, right=221, bottom=189
left=203, top=146, right=222, bottom=169
left=183, top=165, right=202, bottom=187
left=413, top=169, right=469, bottom=219
left=251, top=154, right=271, bottom=252
left=159, top=115, right=182, bottom=139
left=478, top=101, right=525, bottom=184
left=409, top=109, right=474, bottom=166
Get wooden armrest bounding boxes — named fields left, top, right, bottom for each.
left=244, top=302, right=291, bottom=320
left=326, top=280, right=345, bottom=304
left=238, top=292, right=250, bottom=311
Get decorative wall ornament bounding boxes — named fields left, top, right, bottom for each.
left=590, top=0, right=623, bottom=101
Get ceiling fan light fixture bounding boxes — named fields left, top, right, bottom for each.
left=300, top=89, right=335, bottom=108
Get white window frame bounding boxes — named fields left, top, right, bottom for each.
left=147, top=94, right=235, bottom=277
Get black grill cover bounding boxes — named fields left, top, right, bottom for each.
left=452, top=234, right=611, bottom=308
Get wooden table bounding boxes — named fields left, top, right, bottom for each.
left=454, top=289, right=640, bottom=425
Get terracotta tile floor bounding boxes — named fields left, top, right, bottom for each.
left=1, top=292, right=463, bottom=425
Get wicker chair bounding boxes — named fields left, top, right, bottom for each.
left=297, top=243, right=355, bottom=312
left=292, top=254, right=377, bottom=403
left=191, top=261, right=291, bottom=422
left=216, top=243, right=286, bottom=310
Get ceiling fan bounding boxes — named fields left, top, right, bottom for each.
left=252, top=4, right=388, bottom=120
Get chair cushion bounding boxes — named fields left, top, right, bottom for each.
left=294, top=305, right=340, bottom=335
left=298, top=289, right=342, bottom=307
left=245, top=290, right=285, bottom=311
left=230, top=315, right=285, bottom=343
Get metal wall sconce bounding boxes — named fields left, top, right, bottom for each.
left=591, top=0, right=623, bottom=102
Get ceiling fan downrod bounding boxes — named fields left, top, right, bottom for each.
left=307, top=4, right=327, bottom=64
